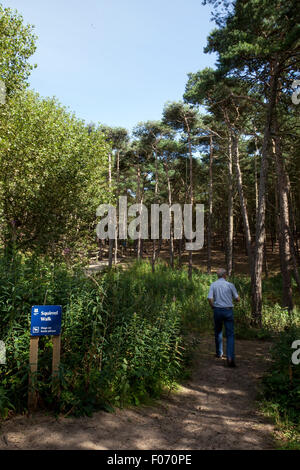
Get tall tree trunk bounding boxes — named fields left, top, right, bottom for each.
left=156, top=238, right=163, bottom=260
left=152, top=149, right=159, bottom=272
left=273, top=182, right=279, bottom=253
left=108, top=152, right=113, bottom=268
left=187, top=126, right=193, bottom=280
left=263, top=240, right=269, bottom=278
left=288, top=224, right=300, bottom=294
left=178, top=237, right=182, bottom=268
left=251, top=59, right=279, bottom=326
left=137, top=163, right=142, bottom=260
left=286, top=173, right=300, bottom=291
left=289, top=194, right=300, bottom=261
left=207, top=135, right=213, bottom=273
left=114, top=150, right=120, bottom=265
left=97, top=238, right=103, bottom=261
left=164, top=159, right=174, bottom=269
left=254, top=132, right=259, bottom=219
left=227, top=131, right=234, bottom=276
left=232, top=134, right=253, bottom=273
left=272, top=122, right=293, bottom=312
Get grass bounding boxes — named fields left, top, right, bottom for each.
left=260, top=400, right=300, bottom=450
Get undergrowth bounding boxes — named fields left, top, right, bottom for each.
left=0, top=253, right=299, bottom=421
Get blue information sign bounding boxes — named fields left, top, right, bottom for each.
left=30, top=305, right=62, bottom=336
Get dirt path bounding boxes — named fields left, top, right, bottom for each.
left=0, top=336, right=275, bottom=450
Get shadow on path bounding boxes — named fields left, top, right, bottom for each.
left=0, top=336, right=275, bottom=450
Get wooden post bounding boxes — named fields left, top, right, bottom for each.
left=52, top=335, right=61, bottom=394
left=28, top=336, right=39, bottom=411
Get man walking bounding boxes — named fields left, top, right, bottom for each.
left=207, top=268, right=240, bottom=367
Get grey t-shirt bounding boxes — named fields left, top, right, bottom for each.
left=207, top=278, right=239, bottom=308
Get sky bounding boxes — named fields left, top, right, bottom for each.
left=3, top=0, right=217, bottom=131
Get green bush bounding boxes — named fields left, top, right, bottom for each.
left=262, top=327, right=300, bottom=419
left=260, top=326, right=300, bottom=449
left=0, top=255, right=189, bottom=416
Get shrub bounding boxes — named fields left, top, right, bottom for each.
left=262, top=326, right=300, bottom=421
left=260, top=326, right=300, bottom=449
left=0, top=255, right=189, bottom=416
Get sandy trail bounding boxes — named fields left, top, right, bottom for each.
left=0, top=336, right=275, bottom=450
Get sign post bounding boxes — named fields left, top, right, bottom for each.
left=28, top=305, right=62, bottom=411
left=28, top=336, right=39, bottom=410
left=51, top=334, right=61, bottom=394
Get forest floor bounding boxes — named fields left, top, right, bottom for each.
left=87, top=241, right=281, bottom=276
left=0, top=336, right=276, bottom=450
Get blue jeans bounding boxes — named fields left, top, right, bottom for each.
left=213, top=307, right=235, bottom=360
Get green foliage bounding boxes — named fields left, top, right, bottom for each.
left=0, top=5, right=110, bottom=256
left=0, top=256, right=192, bottom=417
left=0, top=4, right=37, bottom=96
left=0, top=91, right=110, bottom=253
left=204, top=0, right=299, bottom=72
left=260, top=326, right=300, bottom=449
left=162, top=101, right=199, bottom=134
